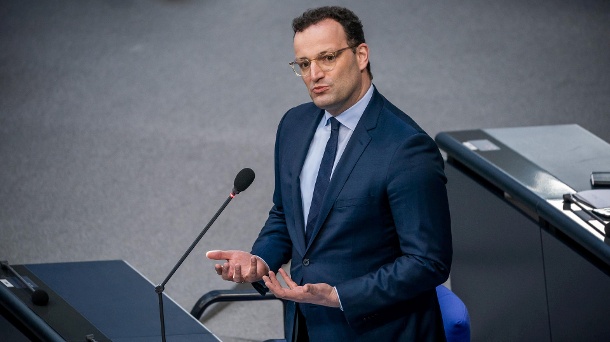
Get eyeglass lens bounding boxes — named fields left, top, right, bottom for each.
left=291, top=47, right=352, bottom=77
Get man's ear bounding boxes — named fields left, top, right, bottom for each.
left=355, top=43, right=369, bottom=72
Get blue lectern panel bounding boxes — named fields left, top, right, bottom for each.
left=26, top=260, right=218, bottom=342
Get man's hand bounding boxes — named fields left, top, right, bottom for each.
left=206, top=250, right=269, bottom=283
left=263, top=268, right=340, bottom=308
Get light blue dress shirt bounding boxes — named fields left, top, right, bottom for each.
left=300, top=84, right=375, bottom=226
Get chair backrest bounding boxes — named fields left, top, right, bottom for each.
left=436, top=285, right=471, bottom=342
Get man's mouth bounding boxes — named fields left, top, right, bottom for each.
left=312, top=85, right=330, bottom=94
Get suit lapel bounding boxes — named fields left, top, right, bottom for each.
left=305, top=89, right=383, bottom=250
left=291, top=108, right=325, bottom=254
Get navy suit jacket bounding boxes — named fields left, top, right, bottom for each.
left=252, top=88, right=452, bottom=341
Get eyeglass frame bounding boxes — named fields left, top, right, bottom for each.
left=288, top=46, right=356, bottom=77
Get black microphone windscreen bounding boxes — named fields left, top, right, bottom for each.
left=32, top=289, right=49, bottom=306
left=234, top=168, right=255, bottom=193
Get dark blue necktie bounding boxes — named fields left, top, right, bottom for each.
left=305, top=117, right=340, bottom=244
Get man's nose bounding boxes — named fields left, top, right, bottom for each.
left=309, top=60, right=325, bottom=80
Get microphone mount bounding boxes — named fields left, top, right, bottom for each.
left=563, top=193, right=609, bottom=229
left=156, top=168, right=254, bottom=342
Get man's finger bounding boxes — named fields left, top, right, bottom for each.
left=221, top=262, right=233, bottom=280
left=206, top=250, right=231, bottom=261
left=265, top=271, right=282, bottom=290
left=262, top=275, right=274, bottom=292
left=265, top=271, right=289, bottom=299
left=278, top=268, right=298, bottom=289
left=247, top=256, right=257, bottom=280
left=233, top=264, right=244, bottom=283
left=214, top=264, right=223, bottom=275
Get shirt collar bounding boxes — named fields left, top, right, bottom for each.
left=323, top=83, right=375, bottom=130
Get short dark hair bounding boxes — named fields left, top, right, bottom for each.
left=292, top=6, right=372, bottom=79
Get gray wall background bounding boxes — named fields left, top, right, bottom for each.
left=1, top=1, right=609, bottom=341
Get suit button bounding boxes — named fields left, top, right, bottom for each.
left=302, top=259, right=310, bottom=266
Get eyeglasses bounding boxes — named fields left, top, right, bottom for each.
left=289, top=46, right=354, bottom=77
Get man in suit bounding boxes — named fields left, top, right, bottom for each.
left=207, top=6, right=452, bottom=341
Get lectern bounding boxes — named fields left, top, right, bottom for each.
left=0, top=260, right=219, bottom=341
left=436, top=124, right=610, bottom=341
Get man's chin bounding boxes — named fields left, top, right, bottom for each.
left=311, top=95, right=332, bottom=110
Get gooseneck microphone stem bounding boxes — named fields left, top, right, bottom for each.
left=156, top=194, right=233, bottom=342
left=159, top=194, right=233, bottom=291
left=156, top=167, right=255, bottom=342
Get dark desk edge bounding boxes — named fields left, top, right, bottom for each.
left=0, top=277, right=65, bottom=341
left=435, top=130, right=610, bottom=269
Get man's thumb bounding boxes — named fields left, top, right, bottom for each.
left=303, top=284, right=315, bottom=294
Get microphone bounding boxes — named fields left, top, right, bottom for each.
left=232, top=167, right=256, bottom=196
left=563, top=193, right=609, bottom=229
left=1, top=260, right=49, bottom=306
left=156, top=168, right=255, bottom=342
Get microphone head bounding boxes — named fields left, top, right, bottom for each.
left=233, top=168, right=255, bottom=194
left=31, top=289, right=49, bottom=306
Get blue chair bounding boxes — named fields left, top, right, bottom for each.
left=436, top=284, right=470, bottom=342
left=192, top=284, right=470, bottom=342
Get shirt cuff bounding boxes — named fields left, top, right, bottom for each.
left=334, top=286, right=344, bottom=311
left=253, top=255, right=270, bottom=274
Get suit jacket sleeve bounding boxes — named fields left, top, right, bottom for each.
left=250, top=114, right=293, bottom=272
left=335, top=132, right=452, bottom=332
